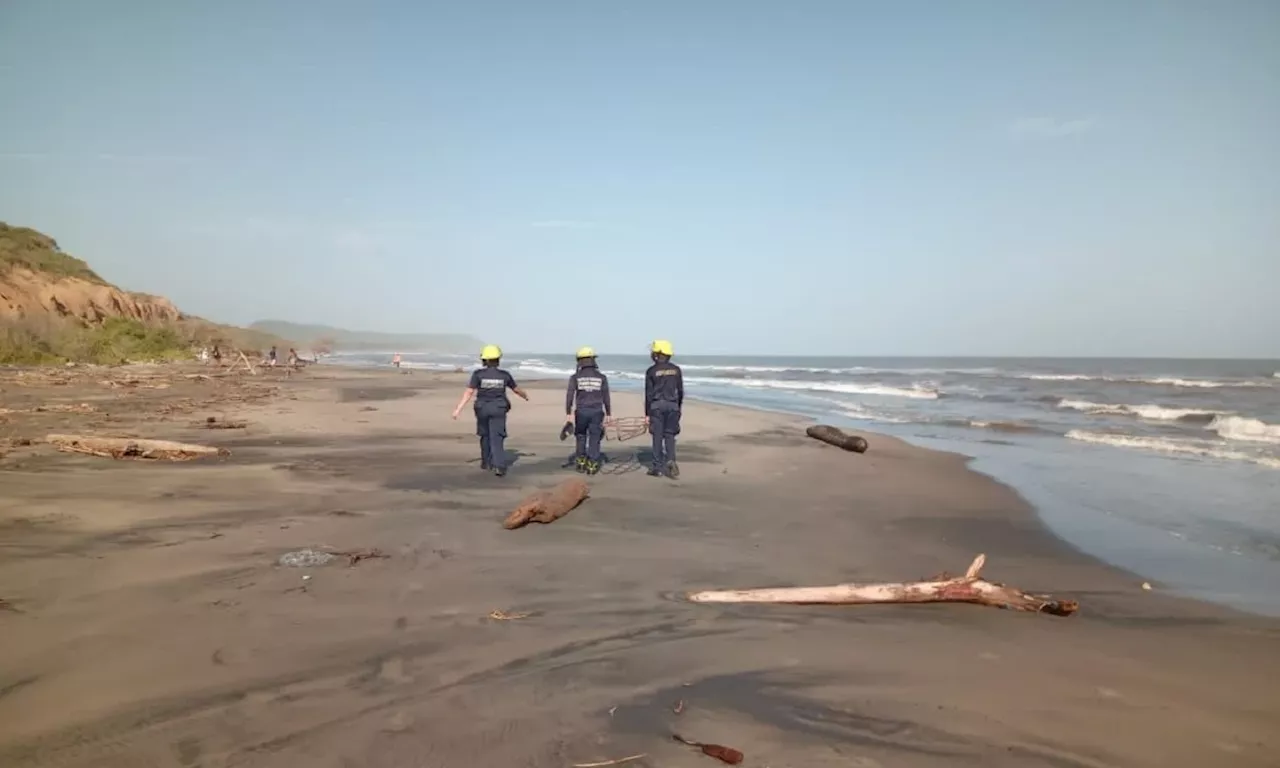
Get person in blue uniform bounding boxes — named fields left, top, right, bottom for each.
left=451, top=344, right=528, bottom=477
left=565, top=346, right=612, bottom=475
left=644, top=339, right=684, bottom=478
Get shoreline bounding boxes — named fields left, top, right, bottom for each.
left=2, top=363, right=1277, bottom=766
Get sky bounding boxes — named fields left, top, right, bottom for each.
left=1, top=1, right=1277, bottom=357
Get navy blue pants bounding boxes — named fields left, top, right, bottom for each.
left=574, top=408, right=606, bottom=462
left=474, top=403, right=509, bottom=469
left=648, top=401, right=681, bottom=469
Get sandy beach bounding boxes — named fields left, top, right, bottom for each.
left=1, top=364, right=1277, bottom=768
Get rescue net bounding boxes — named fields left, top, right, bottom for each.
left=607, top=416, right=648, bottom=442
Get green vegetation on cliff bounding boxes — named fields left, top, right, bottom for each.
left=1, top=222, right=290, bottom=365
left=1, top=317, right=188, bottom=365
left=0, top=223, right=106, bottom=283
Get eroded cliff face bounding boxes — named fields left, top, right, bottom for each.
left=0, top=267, right=184, bottom=326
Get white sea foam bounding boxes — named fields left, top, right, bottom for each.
left=838, top=404, right=910, bottom=423
left=1066, top=430, right=1280, bottom=470
left=1023, top=373, right=1268, bottom=389
left=1207, top=415, right=1280, bottom=445
left=683, top=376, right=939, bottom=399
left=1056, top=399, right=1226, bottom=422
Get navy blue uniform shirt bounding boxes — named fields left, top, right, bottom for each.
left=469, top=367, right=518, bottom=409
left=566, top=364, right=612, bottom=415
left=643, top=360, right=684, bottom=416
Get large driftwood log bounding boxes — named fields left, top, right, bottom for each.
left=46, top=434, right=230, bottom=461
left=504, top=478, right=590, bottom=529
left=686, top=554, right=1077, bottom=616
left=806, top=424, right=869, bottom=453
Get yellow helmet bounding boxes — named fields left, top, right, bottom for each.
left=576, top=346, right=596, bottom=359
left=650, top=339, right=673, bottom=357
left=479, top=344, right=502, bottom=361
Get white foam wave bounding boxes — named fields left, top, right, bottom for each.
left=684, top=376, right=939, bottom=399
left=1023, top=373, right=1267, bottom=389
left=1066, top=430, right=1280, bottom=470
left=1056, top=399, right=1225, bottom=422
left=1207, top=416, right=1280, bottom=445
left=839, top=404, right=911, bottom=423
left=514, top=362, right=576, bottom=377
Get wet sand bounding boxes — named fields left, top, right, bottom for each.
left=1, top=364, right=1277, bottom=767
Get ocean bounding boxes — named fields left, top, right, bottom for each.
left=332, top=351, right=1280, bottom=616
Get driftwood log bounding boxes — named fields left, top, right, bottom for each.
left=686, top=554, right=1077, bottom=616
left=46, top=434, right=230, bottom=461
left=806, top=424, right=868, bottom=453
left=503, top=478, right=590, bottom=529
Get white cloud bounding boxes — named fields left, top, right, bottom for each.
left=530, top=219, right=595, bottom=229
left=1007, top=117, right=1097, bottom=139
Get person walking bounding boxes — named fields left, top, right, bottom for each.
left=644, top=339, right=684, bottom=478
left=452, top=344, right=528, bottom=477
left=565, top=346, right=612, bottom=475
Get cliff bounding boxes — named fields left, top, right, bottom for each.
left=0, top=224, right=184, bottom=326
left=0, top=223, right=284, bottom=364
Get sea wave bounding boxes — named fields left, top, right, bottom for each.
left=838, top=404, right=911, bottom=423
left=683, top=376, right=939, bottom=399
left=966, top=420, right=1051, bottom=434
left=1023, top=373, right=1268, bottom=389
left=1207, top=415, right=1280, bottom=445
left=1066, top=430, right=1280, bottom=470
left=1056, top=399, right=1225, bottom=423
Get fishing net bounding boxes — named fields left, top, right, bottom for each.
left=608, top=416, right=649, bottom=442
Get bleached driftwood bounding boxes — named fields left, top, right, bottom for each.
left=686, top=554, right=1077, bottom=616
left=806, top=424, right=869, bottom=453
left=46, top=434, right=230, bottom=461
left=503, top=478, right=590, bottom=529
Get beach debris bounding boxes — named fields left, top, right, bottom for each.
left=277, top=548, right=389, bottom=567
left=278, top=549, right=335, bottom=567
left=201, top=416, right=248, bottom=429
left=806, top=424, right=869, bottom=453
left=673, top=699, right=685, bottom=714
left=572, top=755, right=647, bottom=768
left=672, top=734, right=744, bottom=765
left=488, top=609, right=532, bottom=621
left=503, top=478, right=590, bottom=529
left=686, top=554, right=1078, bottom=616
left=0, top=403, right=98, bottom=415
left=45, top=434, right=230, bottom=461
left=608, top=416, right=649, bottom=442
left=0, top=598, right=19, bottom=613
left=1142, top=582, right=1152, bottom=591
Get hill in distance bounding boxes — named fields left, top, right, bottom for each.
left=251, top=320, right=481, bottom=354
left=1, top=222, right=288, bottom=364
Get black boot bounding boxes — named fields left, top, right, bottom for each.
left=493, top=466, right=507, bottom=478
left=666, top=461, right=680, bottom=479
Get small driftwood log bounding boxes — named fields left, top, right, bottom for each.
left=686, top=554, right=1077, bottom=616
left=46, top=434, right=230, bottom=461
left=806, top=424, right=869, bottom=453
left=503, top=478, right=589, bottom=529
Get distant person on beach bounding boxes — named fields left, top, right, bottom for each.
left=392, top=352, right=402, bottom=369
left=287, top=348, right=300, bottom=368
left=644, top=339, right=684, bottom=478
left=211, top=345, right=222, bottom=366
left=565, top=346, right=613, bottom=475
left=451, top=344, right=529, bottom=477
left=267, top=346, right=278, bottom=367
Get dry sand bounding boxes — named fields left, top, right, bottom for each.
left=1, top=363, right=1277, bottom=767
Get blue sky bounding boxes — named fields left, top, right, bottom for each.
left=1, top=1, right=1276, bottom=357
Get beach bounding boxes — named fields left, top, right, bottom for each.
left=1, top=364, right=1278, bottom=767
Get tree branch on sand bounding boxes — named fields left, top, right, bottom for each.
left=46, top=434, right=229, bottom=461
left=686, top=554, right=1078, bottom=616
left=503, top=478, right=590, bottom=529
left=806, top=424, right=869, bottom=453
